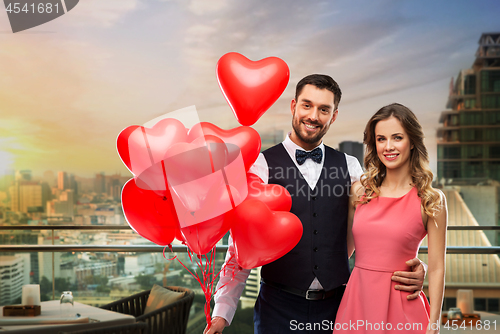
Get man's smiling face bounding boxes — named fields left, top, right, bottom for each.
left=290, top=84, right=338, bottom=150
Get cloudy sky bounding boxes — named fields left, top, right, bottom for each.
left=0, top=0, right=499, bottom=177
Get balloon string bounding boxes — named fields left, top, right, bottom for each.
left=162, top=244, right=239, bottom=328
left=221, top=168, right=236, bottom=209
left=160, top=160, right=169, bottom=193
left=207, top=143, right=216, bottom=174
left=162, top=245, right=177, bottom=261
left=162, top=245, right=201, bottom=284
left=213, top=254, right=238, bottom=291
left=140, top=126, right=155, bottom=166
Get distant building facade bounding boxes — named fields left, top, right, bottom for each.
left=437, top=32, right=500, bottom=182
left=46, top=189, right=74, bottom=218
left=437, top=32, right=500, bottom=246
left=9, top=181, right=43, bottom=213
left=0, top=255, right=30, bottom=305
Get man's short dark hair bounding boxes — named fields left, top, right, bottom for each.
left=295, top=74, right=342, bottom=110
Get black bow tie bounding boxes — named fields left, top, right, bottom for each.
left=295, top=147, right=323, bottom=165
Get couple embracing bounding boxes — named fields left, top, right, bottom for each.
left=205, top=74, right=447, bottom=334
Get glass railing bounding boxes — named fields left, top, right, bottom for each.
left=1, top=225, right=499, bottom=334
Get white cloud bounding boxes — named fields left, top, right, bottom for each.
left=188, top=0, right=229, bottom=15
left=68, top=0, right=139, bottom=27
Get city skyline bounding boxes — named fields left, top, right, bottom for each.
left=0, top=1, right=499, bottom=177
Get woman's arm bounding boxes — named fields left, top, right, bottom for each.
left=426, top=190, right=448, bottom=334
left=347, top=181, right=363, bottom=258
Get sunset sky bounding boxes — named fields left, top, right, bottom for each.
left=0, top=0, right=499, bottom=177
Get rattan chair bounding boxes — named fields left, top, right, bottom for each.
left=59, top=322, right=148, bottom=334
left=100, top=286, right=194, bottom=334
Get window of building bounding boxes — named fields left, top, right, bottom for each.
left=440, top=162, right=461, bottom=179
left=464, top=161, right=484, bottom=178
left=442, top=297, right=456, bottom=311
left=438, top=146, right=461, bottom=159
left=489, top=145, right=500, bottom=159
left=482, top=95, right=500, bottom=109
left=485, top=111, right=500, bottom=125
left=473, top=298, right=500, bottom=313
left=464, top=99, right=476, bottom=109
left=488, top=161, right=500, bottom=181
left=484, top=128, right=500, bottom=142
left=475, top=298, right=487, bottom=311
left=488, top=298, right=500, bottom=312
left=464, top=75, right=476, bottom=95
left=463, top=145, right=483, bottom=159
left=481, top=70, right=500, bottom=92
left=461, top=111, right=482, bottom=125
left=460, top=129, right=482, bottom=142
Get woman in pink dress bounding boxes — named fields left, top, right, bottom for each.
left=334, top=103, right=447, bottom=334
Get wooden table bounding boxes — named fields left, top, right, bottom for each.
left=0, top=301, right=135, bottom=333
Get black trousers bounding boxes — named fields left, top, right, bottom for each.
left=254, top=282, right=344, bottom=334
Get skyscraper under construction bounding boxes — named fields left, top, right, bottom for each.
left=438, top=32, right=500, bottom=182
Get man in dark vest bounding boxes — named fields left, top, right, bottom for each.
left=204, top=74, right=426, bottom=334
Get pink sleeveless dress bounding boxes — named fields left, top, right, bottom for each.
left=334, top=187, right=430, bottom=333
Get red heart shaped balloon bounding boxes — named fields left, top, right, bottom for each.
left=121, top=178, right=179, bottom=246
left=229, top=199, right=303, bottom=269
left=180, top=213, right=233, bottom=255
left=116, top=125, right=140, bottom=173
left=216, top=52, right=289, bottom=126
left=178, top=183, right=241, bottom=255
left=117, top=118, right=188, bottom=177
left=163, top=137, right=243, bottom=219
left=187, top=122, right=261, bottom=171
left=246, top=173, right=292, bottom=212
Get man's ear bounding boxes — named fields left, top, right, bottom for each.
left=290, top=99, right=297, bottom=116
left=330, top=109, right=339, bottom=124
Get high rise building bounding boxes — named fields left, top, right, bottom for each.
left=437, top=32, right=500, bottom=182
left=0, top=232, right=41, bottom=284
left=58, top=171, right=69, bottom=190
left=95, top=172, right=106, bottom=194
left=9, top=181, right=43, bottom=213
left=68, top=173, right=78, bottom=202
left=0, top=255, right=30, bottom=305
left=106, top=174, right=128, bottom=201
left=437, top=32, right=500, bottom=245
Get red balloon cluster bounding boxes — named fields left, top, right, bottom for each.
left=117, top=53, right=301, bottom=269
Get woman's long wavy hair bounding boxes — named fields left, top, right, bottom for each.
left=359, top=103, right=442, bottom=217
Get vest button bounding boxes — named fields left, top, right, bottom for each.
left=313, top=230, right=318, bottom=234
left=314, top=265, right=319, bottom=270
left=313, top=213, right=317, bottom=217
left=313, top=247, right=318, bottom=252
